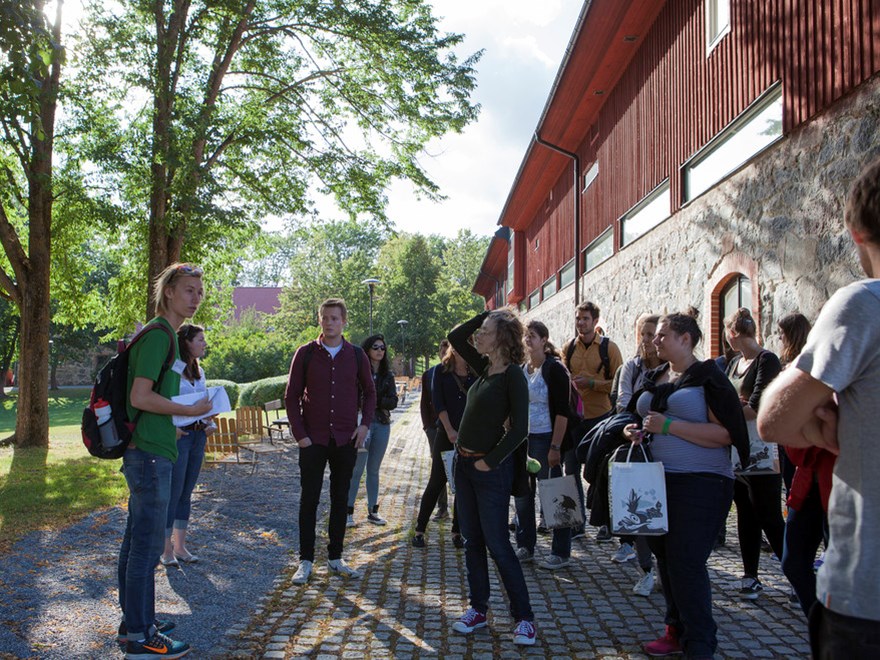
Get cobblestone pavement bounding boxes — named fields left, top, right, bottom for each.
left=226, top=401, right=810, bottom=659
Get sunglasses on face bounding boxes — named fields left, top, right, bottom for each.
left=371, top=344, right=386, bottom=351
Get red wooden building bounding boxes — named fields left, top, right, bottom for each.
left=474, top=0, right=880, bottom=354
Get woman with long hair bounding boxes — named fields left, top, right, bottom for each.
left=513, top=320, right=574, bottom=570
left=447, top=309, right=536, bottom=647
left=411, top=345, right=474, bottom=548
left=161, top=323, right=211, bottom=566
left=347, top=334, right=398, bottom=526
left=623, top=311, right=748, bottom=658
left=724, top=308, right=785, bottom=601
left=777, top=312, right=834, bottom=617
left=613, top=313, right=663, bottom=596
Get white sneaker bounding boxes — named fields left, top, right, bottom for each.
left=515, top=547, right=534, bottom=563
left=612, top=542, right=636, bottom=563
left=292, top=560, right=312, bottom=584
left=346, top=514, right=356, bottom=528
left=328, top=558, right=362, bottom=579
left=633, top=568, right=655, bottom=597
left=538, top=554, right=570, bottom=570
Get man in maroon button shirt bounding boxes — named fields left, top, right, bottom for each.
left=284, top=298, right=376, bottom=584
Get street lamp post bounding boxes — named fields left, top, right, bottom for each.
left=361, top=278, right=380, bottom=335
left=397, top=319, right=409, bottom=377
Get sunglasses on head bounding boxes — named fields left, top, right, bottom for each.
left=371, top=343, right=386, bottom=351
left=175, top=263, right=203, bottom=276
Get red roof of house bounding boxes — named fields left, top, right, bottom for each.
left=232, top=287, right=282, bottom=320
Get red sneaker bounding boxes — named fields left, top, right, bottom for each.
left=452, top=607, right=488, bottom=634
left=643, top=625, right=682, bottom=656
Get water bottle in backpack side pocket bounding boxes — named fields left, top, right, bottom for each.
left=94, top=399, right=121, bottom=449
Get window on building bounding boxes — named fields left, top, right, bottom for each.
left=542, top=275, right=557, bottom=300
left=719, top=274, right=752, bottom=354
left=506, top=233, right=515, bottom=296
left=684, top=85, right=783, bottom=200
left=583, top=162, right=599, bottom=192
left=621, top=181, right=671, bottom=246
left=706, top=0, right=731, bottom=52
left=584, top=229, right=613, bottom=272
left=528, top=289, right=540, bottom=309
left=559, top=259, right=576, bottom=289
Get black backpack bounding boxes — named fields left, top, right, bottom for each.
left=81, top=323, right=176, bottom=459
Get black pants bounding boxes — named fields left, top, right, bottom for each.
left=415, top=427, right=459, bottom=535
left=810, top=603, right=880, bottom=658
left=425, top=426, right=448, bottom=512
left=298, top=442, right=357, bottom=562
left=733, top=473, right=785, bottom=577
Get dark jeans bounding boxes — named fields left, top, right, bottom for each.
left=455, top=453, right=533, bottom=621
left=810, top=603, right=880, bottom=658
left=298, top=442, right=357, bottom=562
left=782, top=481, right=828, bottom=617
left=425, top=426, right=448, bottom=512
left=166, top=428, right=207, bottom=533
left=514, top=432, right=572, bottom=558
left=733, top=473, right=785, bottom=577
left=415, top=427, right=458, bottom=534
left=648, top=472, right=734, bottom=658
left=118, top=448, right=173, bottom=638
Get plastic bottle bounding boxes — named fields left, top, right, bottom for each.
left=94, top=399, right=120, bottom=448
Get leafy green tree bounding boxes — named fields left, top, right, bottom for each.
left=434, top=229, right=489, bottom=331
left=0, top=0, right=65, bottom=446
left=69, top=0, right=481, bottom=317
left=0, top=298, right=19, bottom=398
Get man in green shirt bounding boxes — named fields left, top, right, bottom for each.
left=118, top=263, right=213, bottom=660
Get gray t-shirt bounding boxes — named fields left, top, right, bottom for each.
left=794, top=279, right=880, bottom=620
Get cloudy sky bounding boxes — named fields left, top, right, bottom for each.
left=389, top=0, right=584, bottom=238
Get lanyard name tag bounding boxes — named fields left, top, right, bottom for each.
left=171, top=359, right=187, bottom=375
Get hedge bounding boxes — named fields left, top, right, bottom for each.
left=206, top=379, right=241, bottom=409
left=237, top=375, right=288, bottom=408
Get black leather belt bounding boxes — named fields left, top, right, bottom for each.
left=183, top=421, right=207, bottom=431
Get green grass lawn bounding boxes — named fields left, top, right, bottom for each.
left=0, top=389, right=129, bottom=552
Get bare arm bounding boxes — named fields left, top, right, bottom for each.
left=757, top=366, right=837, bottom=453
left=130, top=377, right=212, bottom=417
left=643, top=408, right=731, bottom=448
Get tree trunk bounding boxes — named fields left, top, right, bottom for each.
left=15, top=276, right=51, bottom=448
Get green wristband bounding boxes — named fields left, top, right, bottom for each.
left=661, top=418, right=673, bottom=435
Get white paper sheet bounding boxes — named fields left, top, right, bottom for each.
left=172, top=386, right=231, bottom=427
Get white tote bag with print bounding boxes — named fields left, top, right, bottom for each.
left=731, top=420, right=780, bottom=475
left=537, top=474, right=585, bottom=530
left=609, top=443, right=668, bottom=536
left=441, top=449, right=456, bottom=494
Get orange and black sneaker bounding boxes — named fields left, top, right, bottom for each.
left=124, top=630, right=190, bottom=659
left=116, top=620, right=176, bottom=648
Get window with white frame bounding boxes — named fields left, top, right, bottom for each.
left=559, top=259, right=576, bottom=289
left=542, top=275, right=557, bottom=300
left=706, top=0, right=731, bottom=52
left=506, top=233, right=515, bottom=296
left=584, top=229, right=613, bottom=272
left=583, top=162, right=599, bottom=192
left=528, top=289, right=540, bottom=309
left=684, top=85, right=783, bottom=200
left=621, top=181, right=671, bottom=246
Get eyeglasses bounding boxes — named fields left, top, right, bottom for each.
left=371, top=344, right=386, bottom=351
left=175, top=263, right=203, bottom=276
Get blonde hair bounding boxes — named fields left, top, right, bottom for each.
left=152, top=263, right=203, bottom=316
left=318, top=297, right=348, bottom=320
left=724, top=307, right=757, bottom=338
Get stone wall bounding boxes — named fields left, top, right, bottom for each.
left=524, top=73, right=880, bottom=358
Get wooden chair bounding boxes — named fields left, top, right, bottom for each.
left=235, top=406, right=266, bottom=444
left=204, top=417, right=255, bottom=468
left=206, top=418, right=283, bottom=474
left=264, top=399, right=290, bottom=444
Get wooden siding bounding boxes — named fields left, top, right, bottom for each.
left=523, top=174, right=576, bottom=298
left=575, top=0, right=880, bottom=247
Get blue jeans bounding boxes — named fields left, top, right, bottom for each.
left=117, top=448, right=173, bottom=638
left=647, top=473, right=734, bottom=658
left=782, top=481, right=828, bottom=617
left=514, top=432, right=572, bottom=558
left=455, top=453, right=533, bottom=621
left=347, top=421, right=391, bottom=509
left=166, top=428, right=207, bottom=534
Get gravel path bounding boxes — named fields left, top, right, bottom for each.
left=0, top=400, right=413, bottom=659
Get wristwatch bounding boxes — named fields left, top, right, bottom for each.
left=550, top=445, right=561, bottom=451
